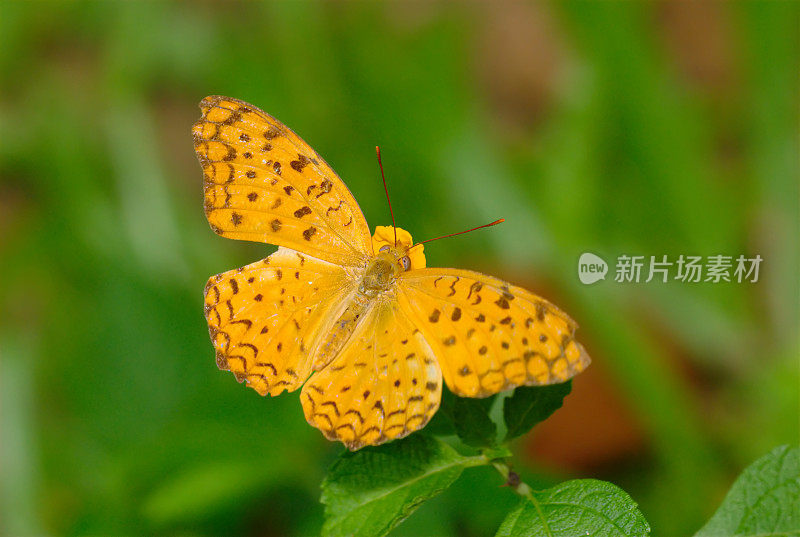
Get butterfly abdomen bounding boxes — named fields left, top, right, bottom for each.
left=311, top=293, right=373, bottom=372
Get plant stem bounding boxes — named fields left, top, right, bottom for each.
left=489, top=458, right=535, bottom=502
left=487, top=457, right=554, bottom=536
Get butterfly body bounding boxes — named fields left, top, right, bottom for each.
left=359, top=252, right=401, bottom=295
left=194, top=96, right=590, bottom=450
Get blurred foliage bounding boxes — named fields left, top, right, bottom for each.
left=0, top=2, right=797, bottom=536
left=695, top=445, right=799, bottom=537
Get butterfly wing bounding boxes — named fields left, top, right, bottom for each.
left=301, top=298, right=442, bottom=450
left=193, top=95, right=372, bottom=266
left=398, top=268, right=590, bottom=397
left=205, top=247, right=357, bottom=396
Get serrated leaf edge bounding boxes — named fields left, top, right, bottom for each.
left=322, top=444, right=486, bottom=537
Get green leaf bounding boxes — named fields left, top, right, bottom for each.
left=424, top=385, right=457, bottom=436
left=495, top=479, right=650, bottom=537
left=695, top=445, right=800, bottom=537
left=453, top=396, right=498, bottom=447
left=481, top=445, right=513, bottom=461
left=321, top=435, right=485, bottom=537
left=503, top=381, right=572, bottom=441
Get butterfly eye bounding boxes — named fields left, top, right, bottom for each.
left=399, top=256, right=411, bottom=271
left=379, top=245, right=390, bottom=252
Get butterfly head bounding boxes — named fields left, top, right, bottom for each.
left=371, top=226, right=426, bottom=271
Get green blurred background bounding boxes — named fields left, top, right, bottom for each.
left=1, top=2, right=798, bottom=536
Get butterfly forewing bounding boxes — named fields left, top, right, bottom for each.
left=193, top=96, right=373, bottom=266
left=301, top=299, right=442, bottom=450
left=398, top=268, right=590, bottom=398
left=205, top=247, right=355, bottom=396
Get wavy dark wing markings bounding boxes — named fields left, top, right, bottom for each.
left=204, top=247, right=356, bottom=396
left=301, top=298, right=442, bottom=450
left=397, top=268, right=590, bottom=397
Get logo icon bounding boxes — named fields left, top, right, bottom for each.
left=578, top=252, right=608, bottom=285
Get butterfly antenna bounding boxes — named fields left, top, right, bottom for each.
left=376, top=146, right=397, bottom=246
left=412, top=218, right=505, bottom=248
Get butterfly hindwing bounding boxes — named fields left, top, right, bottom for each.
left=301, top=299, right=442, bottom=450
left=193, top=96, right=373, bottom=266
left=205, top=247, right=355, bottom=396
left=398, top=268, right=590, bottom=398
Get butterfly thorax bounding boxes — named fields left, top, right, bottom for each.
left=359, top=253, right=400, bottom=297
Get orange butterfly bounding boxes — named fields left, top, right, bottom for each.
left=193, top=96, right=590, bottom=450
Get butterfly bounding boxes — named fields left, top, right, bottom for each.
left=193, top=96, right=591, bottom=450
